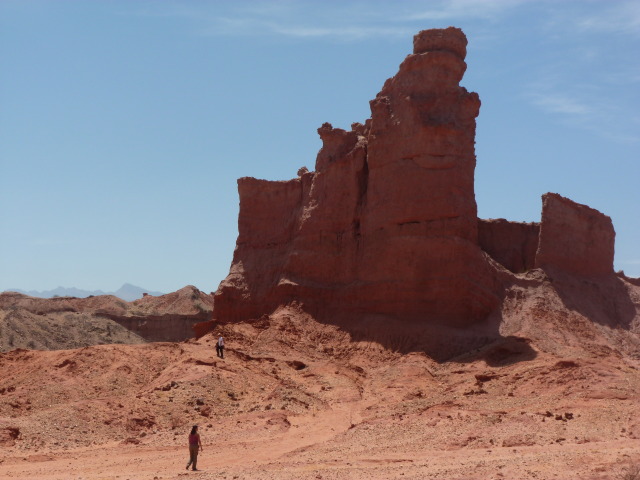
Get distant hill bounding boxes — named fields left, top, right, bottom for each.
left=0, top=285, right=213, bottom=351
left=4, top=283, right=164, bottom=302
left=112, top=284, right=166, bottom=302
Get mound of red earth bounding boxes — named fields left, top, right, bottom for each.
left=0, top=286, right=213, bottom=351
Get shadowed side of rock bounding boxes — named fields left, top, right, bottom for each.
left=478, top=219, right=540, bottom=274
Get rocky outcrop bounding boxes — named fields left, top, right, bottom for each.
left=478, top=219, right=539, bottom=273
left=215, top=28, right=623, bottom=329
left=535, top=193, right=615, bottom=277
left=619, top=272, right=640, bottom=287
left=215, top=27, right=502, bottom=326
left=478, top=194, right=616, bottom=278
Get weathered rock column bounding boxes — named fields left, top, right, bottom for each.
left=355, top=27, right=500, bottom=323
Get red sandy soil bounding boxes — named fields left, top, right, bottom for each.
left=1, top=272, right=639, bottom=480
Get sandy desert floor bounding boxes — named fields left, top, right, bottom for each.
left=2, top=278, right=640, bottom=480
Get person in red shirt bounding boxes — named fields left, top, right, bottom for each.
left=186, top=425, right=203, bottom=471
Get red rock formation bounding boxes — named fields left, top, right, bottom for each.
left=535, top=193, right=615, bottom=277
left=215, top=27, right=502, bottom=326
left=214, top=177, right=306, bottom=322
left=214, top=29, right=623, bottom=329
left=478, top=219, right=539, bottom=273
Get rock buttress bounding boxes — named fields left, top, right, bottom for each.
left=535, top=192, right=615, bottom=277
left=214, top=177, right=304, bottom=322
left=355, top=28, right=500, bottom=323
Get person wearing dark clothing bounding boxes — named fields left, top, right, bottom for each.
left=216, top=336, right=225, bottom=359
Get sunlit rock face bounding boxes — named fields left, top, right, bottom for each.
left=535, top=193, right=615, bottom=277
left=214, top=28, right=618, bottom=327
left=214, top=27, right=501, bottom=325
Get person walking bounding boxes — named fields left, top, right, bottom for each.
left=186, top=425, right=203, bottom=471
left=216, top=335, right=225, bottom=359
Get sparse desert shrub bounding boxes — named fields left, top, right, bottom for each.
left=618, top=464, right=640, bottom=480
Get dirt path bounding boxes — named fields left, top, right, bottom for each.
left=2, top=437, right=639, bottom=479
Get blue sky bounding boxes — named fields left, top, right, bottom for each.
left=1, top=0, right=639, bottom=294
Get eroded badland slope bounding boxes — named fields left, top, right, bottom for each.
left=1, top=279, right=640, bottom=479
left=0, top=286, right=214, bottom=351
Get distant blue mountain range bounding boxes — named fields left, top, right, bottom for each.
left=4, top=283, right=165, bottom=302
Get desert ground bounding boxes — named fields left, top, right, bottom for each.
left=2, top=272, right=640, bottom=480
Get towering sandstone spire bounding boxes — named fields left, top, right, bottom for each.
left=215, top=27, right=501, bottom=325
left=214, top=27, right=618, bottom=327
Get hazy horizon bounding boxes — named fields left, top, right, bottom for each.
left=3, top=283, right=171, bottom=303
left=4, top=282, right=165, bottom=294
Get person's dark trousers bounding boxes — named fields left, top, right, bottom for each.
left=187, top=445, right=198, bottom=470
left=219, top=346, right=224, bottom=359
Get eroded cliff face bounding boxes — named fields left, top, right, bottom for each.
left=214, top=27, right=625, bottom=328
left=535, top=193, right=615, bottom=277
left=215, top=27, right=501, bottom=326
